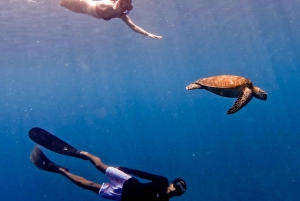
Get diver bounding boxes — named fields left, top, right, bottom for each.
left=29, top=127, right=186, bottom=201
left=59, top=0, right=162, bottom=39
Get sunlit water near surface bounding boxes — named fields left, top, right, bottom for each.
left=1, top=0, right=300, bottom=200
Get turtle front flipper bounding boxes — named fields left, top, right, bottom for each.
left=227, top=87, right=253, bottom=114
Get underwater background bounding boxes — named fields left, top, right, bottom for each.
left=1, top=0, right=300, bottom=200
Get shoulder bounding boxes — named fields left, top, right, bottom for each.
left=161, top=177, right=169, bottom=186
left=120, top=15, right=133, bottom=24
left=153, top=176, right=169, bottom=187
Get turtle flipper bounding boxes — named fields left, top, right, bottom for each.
left=227, top=87, right=253, bottom=114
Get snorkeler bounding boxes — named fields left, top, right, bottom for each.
left=59, top=0, right=162, bottom=39
left=29, top=127, right=186, bottom=201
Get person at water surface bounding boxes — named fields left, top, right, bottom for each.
left=60, top=0, right=162, bottom=39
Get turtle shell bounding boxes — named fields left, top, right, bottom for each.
left=196, top=75, right=251, bottom=89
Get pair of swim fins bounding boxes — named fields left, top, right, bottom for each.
left=29, top=127, right=88, bottom=173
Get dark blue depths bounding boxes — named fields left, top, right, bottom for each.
left=0, top=0, right=300, bottom=201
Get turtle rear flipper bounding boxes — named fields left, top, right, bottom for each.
left=227, top=87, right=253, bottom=114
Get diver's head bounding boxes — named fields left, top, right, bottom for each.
left=168, top=178, right=187, bottom=197
left=117, top=0, right=133, bottom=14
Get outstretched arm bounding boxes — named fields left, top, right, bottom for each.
left=120, top=15, right=162, bottom=39
left=117, top=166, right=167, bottom=182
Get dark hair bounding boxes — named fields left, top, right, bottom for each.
left=119, top=0, right=133, bottom=12
left=172, top=178, right=186, bottom=196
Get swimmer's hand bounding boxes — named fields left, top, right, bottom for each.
left=147, top=33, right=162, bottom=39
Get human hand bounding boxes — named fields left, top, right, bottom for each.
left=147, top=33, right=162, bottom=39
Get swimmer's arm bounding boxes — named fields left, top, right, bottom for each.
left=117, top=166, right=167, bottom=182
left=120, top=15, right=162, bottom=39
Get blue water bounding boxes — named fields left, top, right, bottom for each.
left=1, top=0, right=300, bottom=200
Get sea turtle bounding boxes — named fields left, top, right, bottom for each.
left=186, top=75, right=267, bottom=114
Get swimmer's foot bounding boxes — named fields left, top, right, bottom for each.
left=73, top=150, right=89, bottom=160
left=58, top=167, right=69, bottom=173
left=30, top=146, right=69, bottom=173
left=79, top=151, right=89, bottom=156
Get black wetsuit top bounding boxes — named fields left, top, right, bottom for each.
left=117, top=167, right=169, bottom=201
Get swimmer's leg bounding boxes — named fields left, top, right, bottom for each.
left=30, top=146, right=101, bottom=193
left=60, top=0, right=85, bottom=14
left=58, top=168, right=102, bottom=193
left=80, top=151, right=109, bottom=174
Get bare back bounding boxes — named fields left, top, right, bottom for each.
left=60, top=0, right=117, bottom=20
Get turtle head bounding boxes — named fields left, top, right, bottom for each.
left=186, top=83, right=203, bottom=90
left=252, top=86, right=267, bottom=100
